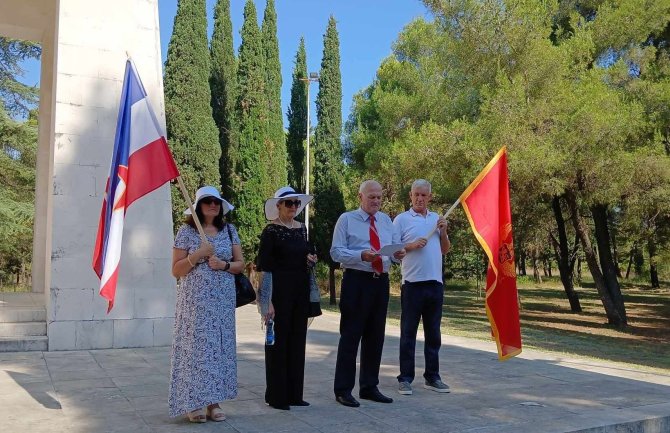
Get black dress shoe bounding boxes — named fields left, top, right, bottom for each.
left=267, top=402, right=290, bottom=410
left=335, top=394, right=360, bottom=407
left=290, top=400, right=310, bottom=406
left=359, top=388, right=393, bottom=403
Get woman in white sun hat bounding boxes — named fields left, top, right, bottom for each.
left=169, top=186, right=244, bottom=423
left=257, top=186, right=317, bottom=410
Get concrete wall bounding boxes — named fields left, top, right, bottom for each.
left=0, top=0, right=175, bottom=350
left=46, top=0, right=176, bottom=350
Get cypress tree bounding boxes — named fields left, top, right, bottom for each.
left=164, top=0, right=220, bottom=227
left=234, top=0, right=268, bottom=258
left=261, top=0, right=287, bottom=192
left=286, top=38, right=308, bottom=191
left=313, top=16, right=346, bottom=304
left=210, top=0, right=238, bottom=198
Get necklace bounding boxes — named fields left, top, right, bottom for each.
left=278, top=217, right=294, bottom=229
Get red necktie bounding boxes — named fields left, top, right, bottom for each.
left=369, top=214, right=383, bottom=274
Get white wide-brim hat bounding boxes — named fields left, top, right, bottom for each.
left=264, top=186, right=313, bottom=220
left=184, top=185, right=234, bottom=215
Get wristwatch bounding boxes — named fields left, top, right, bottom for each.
left=223, top=261, right=231, bottom=272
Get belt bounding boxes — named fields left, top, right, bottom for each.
left=344, top=268, right=388, bottom=279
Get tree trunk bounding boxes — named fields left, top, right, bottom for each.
left=610, top=224, right=623, bottom=278
left=634, top=246, right=644, bottom=276
left=532, top=253, right=542, bottom=284
left=625, top=247, right=634, bottom=279
left=551, top=195, right=582, bottom=312
left=648, top=237, right=660, bottom=288
left=591, top=204, right=627, bottom=324
left=518, top=251, right=526, bottom=276
left=576, top=255, right=582, bottom=286
left=565, top=192, right=625, bottom=326
left=329, top=266, right=337, bottom=305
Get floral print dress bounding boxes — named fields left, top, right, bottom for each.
left=169, top=224, right=239, bottom=417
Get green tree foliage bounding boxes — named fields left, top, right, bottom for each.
left=0, top=37, right=40, bottom=118
left=261, top=0, right=287, bottom=192
left=234, top=0, right=269, bottom=258
left=0, top=38, right=39, bottom=285
left=347, top=0, right=670, bottom=325
left=164, top=0, right=221, bottom=227
left=313, top=16, right=346, bottom=303
left=286, top=38, right=308, bottom=190
left=210, top=0, right=238, bottom=198
left=0, top=107, right=36, bottom=284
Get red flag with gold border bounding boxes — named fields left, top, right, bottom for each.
left=459, top=146, right=522, bottom=360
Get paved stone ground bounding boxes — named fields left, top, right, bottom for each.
left=1, top=304, right=669, bottom=433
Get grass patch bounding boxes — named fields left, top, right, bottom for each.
left=320, top=275, right=670, bottom=371
left=0, top=284, right=31, bottom=293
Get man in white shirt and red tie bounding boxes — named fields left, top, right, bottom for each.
left=394, top=179, right=451, bottom=396
left=330, top=180, right=406, bottom=407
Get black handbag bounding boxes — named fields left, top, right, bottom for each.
left=227, top=224, right=256, bottom=308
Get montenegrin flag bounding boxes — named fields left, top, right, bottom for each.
left=459, top=146, right=522, bottom=360
left=93, top=60, right=179, bottom=312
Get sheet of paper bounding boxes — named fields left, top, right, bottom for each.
left=378, top=243, right=404, bottom=257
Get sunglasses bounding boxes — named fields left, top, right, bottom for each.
left=281, top=199, right=302, bottom=208
left=200, top=197, right=221, bottom=205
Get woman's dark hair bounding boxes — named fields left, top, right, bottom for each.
left=185, top=199, right=226, bottom=231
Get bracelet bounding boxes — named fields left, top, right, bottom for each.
left=186, top=255, right=195, bottom=267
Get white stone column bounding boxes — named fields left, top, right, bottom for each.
left=48, top=0, right=176, bottom=350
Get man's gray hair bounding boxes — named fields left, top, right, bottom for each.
left=359, top=179, right=381, bottom=193
left=411, top=179, right=432, bottom=193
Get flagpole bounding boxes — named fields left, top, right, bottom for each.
left=423, top=198, right=461, bottom=240
left=176, top=176, right=208, bottom=244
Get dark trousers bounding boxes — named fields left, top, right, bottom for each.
left=334, top=270, right=389, bottom=396
left=397, top=280, right=444, bottom=384
left=265, top=274, right=309, bottom=407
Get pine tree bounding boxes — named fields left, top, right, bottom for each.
left=313, top=16, right=346, bottom=304
left=164, top=0, right=220, bottom=227
left=0, top=37, right=40, bottom=117
left=210, top=0, right=238, bottom=198
left=286, top=38, right=308, bottom=191
left=234, top=0, right=269, bottom=258
left=0, top=106, right=36, bottom=284
left=261, top=0, right=287, bottom=192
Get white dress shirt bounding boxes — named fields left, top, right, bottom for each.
left=330, top=208, right=399, bottom=273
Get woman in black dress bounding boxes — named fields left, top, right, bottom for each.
left=257, top=186, right=316, bottom=410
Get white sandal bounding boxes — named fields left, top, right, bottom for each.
left=207, top=404, right=226, bottom=422
left=187, top=408, right=206, bottom=423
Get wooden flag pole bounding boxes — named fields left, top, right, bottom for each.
left=176, top=176, right=208, bottom=244
left=424, top=198, right=461, bottom=240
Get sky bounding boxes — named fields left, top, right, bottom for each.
left=160, top=0, right=429, bottom=124
left=20, top=0, right=429, bottom=124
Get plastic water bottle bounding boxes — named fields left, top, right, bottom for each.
left=265, top=319, right=275, bottom=346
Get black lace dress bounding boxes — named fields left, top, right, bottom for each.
left=257, top=223, right=313, bottom=408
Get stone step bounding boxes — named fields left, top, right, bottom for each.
left=0, top=307, right=46, bottom=323
left=0, top=321, right=47, bottom=337
left=0, top=336, right=47, bottom=352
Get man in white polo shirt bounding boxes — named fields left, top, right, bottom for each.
left=394, top=179, right=451, bottom=395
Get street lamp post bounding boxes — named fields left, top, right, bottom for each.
left=300, top=72, right=319, bottom=237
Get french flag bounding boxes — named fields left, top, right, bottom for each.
left=93, top=60, right=179, bottom=312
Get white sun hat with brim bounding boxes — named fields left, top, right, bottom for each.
left=264, top=186, right=313, bottom=220
left=184, top=185, right=234, bottom=215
